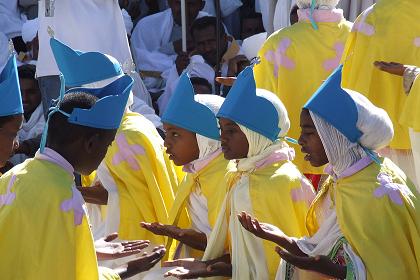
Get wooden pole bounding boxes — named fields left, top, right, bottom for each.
left=215, top=0, right=222, bottom=95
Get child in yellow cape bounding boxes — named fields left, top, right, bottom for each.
left=163, top=66, right=315, bottom=279
left=0, top=55, right=166, bottom=279
left=48, top=37, right=182, bottom=248
left=140, top=73, right=231, bottom=280
left=239, top=65, right=420, bottom=279
left=141, top=72, right=228, bottom=254
left=341, top=0, right=420, bottom=186
left=254, top=0, right=352, bottom=184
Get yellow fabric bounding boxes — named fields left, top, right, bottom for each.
left=99, top=267, right=121, bottom=280
left=203, top=160, right=313, bottom=279
left=249, top=161, right=312, bottom=278
left=81, top=170, right=97, bottom=187
left=400, top=76, right=420, bottom=132
left=254, top=19, right=352, bottom=174
left=308, top=158, right=420, bottom=279
left=166, top=153, right=230, bottom=259
left=341, top=0, right=420, bottom=149
left=0, top=158, right=99, bottom=279
left=104, top=112, right=182, bottom=244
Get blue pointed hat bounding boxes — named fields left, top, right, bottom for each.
left=40, top=75, right=133, bottom=152
left=50, top=37, right=123, bottom=87
left=0, top=55, right=23, bottom=117
left=217, top=66, right=280, bottom=141
left=64, top=74, right=133, bottom=129
left=162, top=73, right=220, bottom=139
left=304, top=65, right=362, bottom=143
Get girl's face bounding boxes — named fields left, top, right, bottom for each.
left=0, top=115, right=23, bottom=168
left=219, top=118, right=249, bottom=160
left=163, top=123, right=200, bottom=166
left=298, top=109, right=328, bottom=167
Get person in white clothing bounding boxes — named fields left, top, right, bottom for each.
left=130, top=0, right=206, bottom=93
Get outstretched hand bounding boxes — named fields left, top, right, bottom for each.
left=163, top=258, right=232, bottom=279
left=117, top=246, right=167, bottom=279
left=95, top=233, right=150, bottom=261
left=237, top=211, right=284, bottom=244
left=275, top=247, right=346, bottom=279
left=374, top=61, right=406, bottom=77
left=141, top=222, right=207, bottom=251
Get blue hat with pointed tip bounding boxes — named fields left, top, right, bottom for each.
left=50, top=37, right=123, bottom=87
left=304, top=65, right=362, bottom=143
left=0, top=55, right=23, bottom=117
left=64, top=74, right=133, bottom=129
left=217, top=66, right=280, bottom=141
left=162, top=73, right=220, bottom=140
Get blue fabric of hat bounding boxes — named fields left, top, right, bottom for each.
left=50, top=37, right=123, bottom=87
left=304, top=65, right=362, bottom=143
left=0, top=55, right=23, bottom=116
left=217, top=66, right=280, bottom=141
left=162, top=73, right=220, bottom=140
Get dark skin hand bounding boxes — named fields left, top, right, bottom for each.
left=238, top=212, right=346, bottom=279
left=227, top=55, right=250, bottom=76
left=275, top=247, right=346, bottom=280
left=115, top=246, right=167, bottom=279
left=163, top=255, right=232, bottom=279
left=96, top=233, right=150, bottom=261
left=76, top=181, right=108, bottom=205
left=374, top=61, right=407, bottom=77
left=141, top=222, right=207, bottom=251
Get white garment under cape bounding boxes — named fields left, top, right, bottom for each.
left=276, top=212, right=366, bottom=280
left=37, top=0, right=132, bottom=78
left=130, top=9, right=208, bottom=74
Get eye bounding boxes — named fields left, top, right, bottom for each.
left=172, top=132, right=180, bottom=137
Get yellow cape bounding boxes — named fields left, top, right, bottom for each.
left=254, top=18, right=352, bottom=174
left=203, top=160, right=314, bottom=279
left=0, top=158, right=99, bottom=279
left=166, top=153, right=230, bottom=258
left=400, top=75, right=420, bottom=132
left=103, top=112, right=182, bottom=243
left=341, top=0, right=420, bottom=149
left=307, top=158, right=420, bottom=279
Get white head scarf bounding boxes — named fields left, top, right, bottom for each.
left=237, top=89, right=293, bottom=171
left=193, top=94, right=225, bottom=159
left=296, top=0, right=340, bottom=9
left=310, top=89, right=394, bottom=177
left=21, top=18, right=39, bottom=43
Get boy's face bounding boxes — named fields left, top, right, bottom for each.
left=163, top=123, right=199, bottom=166
left=219, top=118, right=249, bottom=160
left=78, top=129, right=117, bottom=175
left=298, top=109, right=328, bottom=167
left=169, top=0, right=204, bottom=26
left=0, top=115, right=23, bottom=168
left=193, top=25, right=228, bottom=67
left=19, top=78, right=41, bottom=118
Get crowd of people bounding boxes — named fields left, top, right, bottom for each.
left=0, top=0, right=419, bottom=279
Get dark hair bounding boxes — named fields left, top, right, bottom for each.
left=47, top=92, right=109, bottom=146
left=18, top=64, right=37, bottom=80
left=290, top=4, right=299, bottom=17
left=190, top=77, right=212, bottom=93
left=190, top=16, right=226, bottom=39
left=0, top=114, right=22, bottom=128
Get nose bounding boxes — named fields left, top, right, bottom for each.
left=297, top=133, right=305, bottom=147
